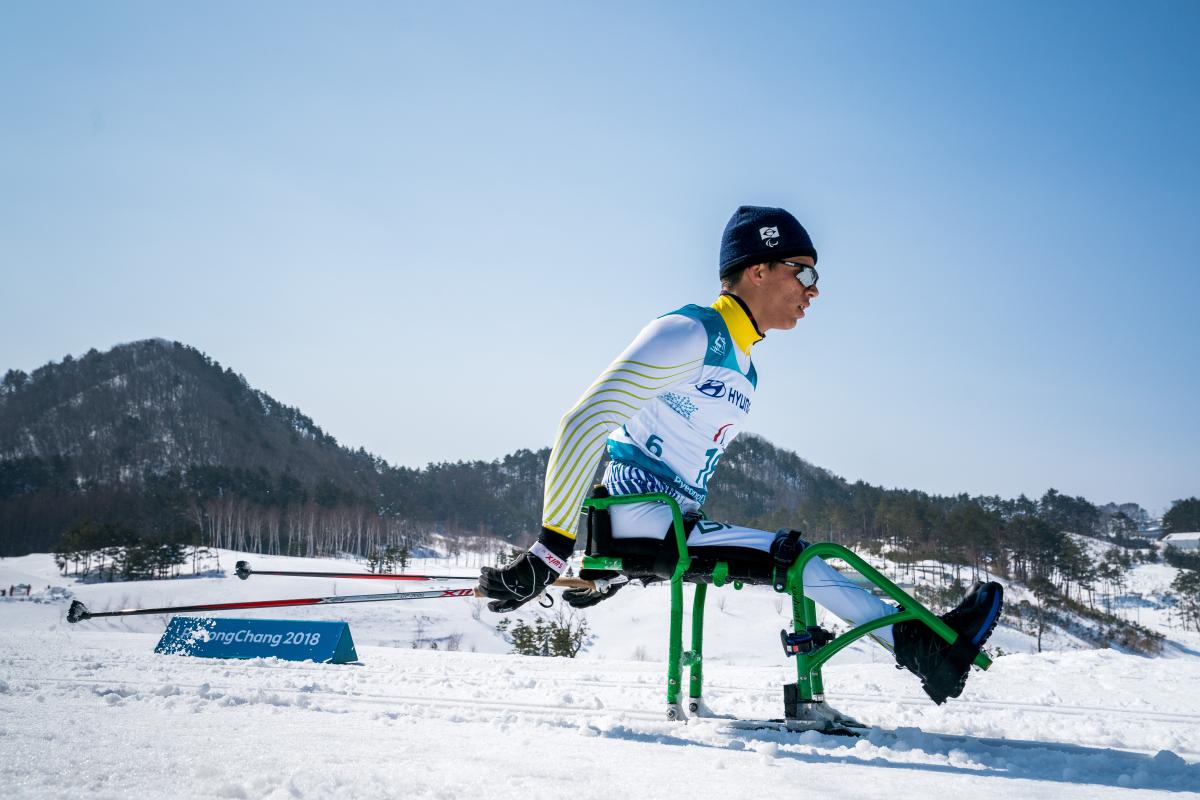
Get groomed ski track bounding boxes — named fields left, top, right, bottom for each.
left=3, top=631, right=1198, bottom=799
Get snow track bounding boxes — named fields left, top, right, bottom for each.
left=4, top=634, right=1200, bottom=799
left=5, top=550, right=1200, bottom=799
left=8, top=652, right=1200, bottom=740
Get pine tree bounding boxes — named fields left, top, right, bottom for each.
left=1170, top=570, right=1200, bottom=632
left=1164, top=498, right=1200, bottom=534
left=496, top=609, right=592, bottom=658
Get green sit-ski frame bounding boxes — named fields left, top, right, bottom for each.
left=581, top=492, right=993, bottom=723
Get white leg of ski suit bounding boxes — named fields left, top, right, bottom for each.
left=610, top=501, right=896, bottom=646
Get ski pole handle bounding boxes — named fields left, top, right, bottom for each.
left=551, top=576, right=599, bottom=589
left=469, top=576, right=596, bottom=597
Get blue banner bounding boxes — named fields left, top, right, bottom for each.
left=155, top=616, right=358, bottom=664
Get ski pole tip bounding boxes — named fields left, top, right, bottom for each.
left=67, top=600, right=90, bottom=624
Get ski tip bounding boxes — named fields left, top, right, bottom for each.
left=66, top=600, right=90, bottom=624
left=234, top=561, right=251, bottom=580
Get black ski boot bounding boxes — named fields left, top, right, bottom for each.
left=893, top=581, right=1003, bottom=705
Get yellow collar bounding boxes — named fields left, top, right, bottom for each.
left=711, top=293, right=764, bottom=355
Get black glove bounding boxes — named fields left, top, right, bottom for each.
left=478, top=528, right=574, bottom=613
left=562, top=569, right=628, bottom=609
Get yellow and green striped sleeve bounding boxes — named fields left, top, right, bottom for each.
left=540, top=315, right=705, bottom=537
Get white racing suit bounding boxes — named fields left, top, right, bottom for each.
left=541, top=293, right=894, bottom=644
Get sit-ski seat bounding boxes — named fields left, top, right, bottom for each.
left=580, top=486, right=994, bottom=733
left=582, top=485, right=776, bottom=586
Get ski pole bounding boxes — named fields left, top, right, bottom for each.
left=233, top=560, right=477, bottom=582
left=65, top=576, right=603, bottom=624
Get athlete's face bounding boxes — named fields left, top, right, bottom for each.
left=747, top=257, right=819, bottom=332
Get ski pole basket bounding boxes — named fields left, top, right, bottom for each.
left=580, top=491, right=993, bottom=726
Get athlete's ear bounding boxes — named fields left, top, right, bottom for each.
left=745, top=262, right=770, bottom=285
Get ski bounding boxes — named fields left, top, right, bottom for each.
left=712, top=697, right=869, bottom=737
left=720, top=718, right=866, bottom=737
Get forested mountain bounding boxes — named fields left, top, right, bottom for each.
left=0, top=340, right=1161, bottom=575
left=0, top=339, right=380, bottom=491
left=0, top=340, right=542, bottom=555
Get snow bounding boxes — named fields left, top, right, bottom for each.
left=2, top=549, right=1199, bottom=799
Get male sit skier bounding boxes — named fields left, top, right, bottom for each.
left=478, top=205, right=1003, bottom=705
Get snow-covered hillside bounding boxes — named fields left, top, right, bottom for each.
left=2, top=547, right=1199, bottom=798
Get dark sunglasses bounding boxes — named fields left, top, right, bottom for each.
left=777, top=260, right=819, bottom=288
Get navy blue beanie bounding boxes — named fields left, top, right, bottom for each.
left=719, top=205, right=817, bottom=279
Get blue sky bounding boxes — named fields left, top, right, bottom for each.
left=1, top=2, right=1197, bottom=514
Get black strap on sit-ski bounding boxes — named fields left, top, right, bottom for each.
left=584, top=484, right=612, bottom=556
left=770, top=529, right=806, bottom=592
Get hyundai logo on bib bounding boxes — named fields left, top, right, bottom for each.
left=696, top=379, right=726, bottom=398
left=727, top=388, right=751, bottom=413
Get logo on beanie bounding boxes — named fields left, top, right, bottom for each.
left=759, top=226, right=780, bottom=247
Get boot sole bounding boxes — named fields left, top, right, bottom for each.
left=923, top=583, right=1003, bottom=704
